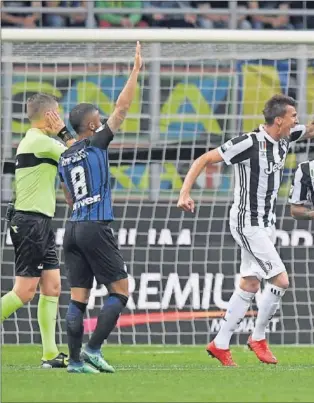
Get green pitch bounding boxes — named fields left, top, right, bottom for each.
left=2, top=345, right=314, bottom=402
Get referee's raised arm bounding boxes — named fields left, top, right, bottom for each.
left=1, top=92, right=73, bottom=369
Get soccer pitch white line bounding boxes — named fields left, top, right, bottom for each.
left=3, top=363, right=314, bottom=372
left=117, top=366, right=314, bottom=372
left=124, top=350, right=180, bottom=354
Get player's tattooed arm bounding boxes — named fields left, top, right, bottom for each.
left=106, top=41, right=142, bottom=133
left=177, top=149, right=223, bottom=212
left=290, top=204, right=314, bottom=220
left=106, top=108, right=128, bottom=134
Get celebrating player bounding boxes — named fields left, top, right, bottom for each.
left=178, top=94, right=314, bottom=366
left=289, top=160, right=314, bottom=219
left=1, top=93, right=75, bottom=368
left=58, top=42, right=142, bottom=374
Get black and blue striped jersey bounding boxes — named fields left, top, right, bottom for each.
left=58, top=124, right=114, bottom=221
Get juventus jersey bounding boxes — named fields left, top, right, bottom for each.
left=218, top=124, right=306, bottom=228
left=289, top=160, right=314, bottom=206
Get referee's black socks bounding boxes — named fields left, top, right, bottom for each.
left=87, top=293, right=128, bottom=351
left=66, top=300, right=87, bottom=363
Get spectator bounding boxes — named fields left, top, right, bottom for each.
left=195, top=1, right=252, bottom=29
left=290, top=1, right=314, bottom=30
left=43, top=1, right=87, bottom=28
left=144, top=1, right=197, bottom=28
left=249, top=1, right=293, bottom=30
left=96, top=1, right=148, bottom=28
left=2, top=1, right=41, bottom=27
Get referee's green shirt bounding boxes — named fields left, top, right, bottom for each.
left=14, top=128, right=67, bottom=217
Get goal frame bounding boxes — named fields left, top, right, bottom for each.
left=1, top=28, right=314, bottom=346
left=3, top=28, right=314, bottom=44
left=1, top=28, right=312, bottom=202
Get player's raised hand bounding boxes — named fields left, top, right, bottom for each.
left=133, top=41, right=142, bottom=72
left=45, top=110, right=66, bottom=135
left=177, top=193, right=195, bottom=213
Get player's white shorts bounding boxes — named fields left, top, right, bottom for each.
left=230, top=225, right=286, bottom=281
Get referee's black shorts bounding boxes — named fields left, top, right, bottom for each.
left=63, top=221, right=127, bottom=289
left=10, top=211, right=59, bottom=277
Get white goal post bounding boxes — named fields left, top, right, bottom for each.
left=3, top=28, right=314, bottom=43
left=1, top=29, right=314, bottom=346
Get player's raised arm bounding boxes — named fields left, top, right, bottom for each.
left=177, top=134, right=253, bottom=212
left=106, top=41, right=143, bottom=133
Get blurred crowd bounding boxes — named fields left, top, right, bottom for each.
left=2, top=1, right=314, bottom=30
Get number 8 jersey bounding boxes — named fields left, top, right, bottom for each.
left=58, top=123, right=114, bottom=221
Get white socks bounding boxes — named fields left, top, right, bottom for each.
left=252, top=283, right=285, bottom=341
left=213, top=283, right=286, bottom=349
left=214, top=288, right=255, bottom=349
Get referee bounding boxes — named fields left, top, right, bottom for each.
left=1, top=93, right=75, bottom=368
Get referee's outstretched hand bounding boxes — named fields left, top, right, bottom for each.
left=177, top=193, right=195, bottom=213
left=133, top=41, right=142, bottom=72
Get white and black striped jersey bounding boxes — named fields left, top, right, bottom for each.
left=218, top=124, right=306, bottom=228
left=289, top=160, right=314, bottom=206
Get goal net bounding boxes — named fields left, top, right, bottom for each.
left=1, top=30, right=314, bottom=346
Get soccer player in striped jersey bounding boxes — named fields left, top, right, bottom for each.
left=289, top=160, right=314, bottom=219
left=178, top=94, right=314, bottom=366
left=58, top=42, right=142, bottom=374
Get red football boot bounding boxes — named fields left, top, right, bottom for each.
left=206, top=341, right=237, bottom=367
left=247, top=336, right=278, bottom=364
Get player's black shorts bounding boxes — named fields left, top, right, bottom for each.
left=10, top=211, right=59, bottom=277
left=63, top=220, right=127, bottom=289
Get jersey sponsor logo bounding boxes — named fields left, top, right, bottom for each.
left=73, top=194, right=101, bottom=210
left=264, top=160, right=285, bottom=175
left=61, top=149, right=88, bottom=166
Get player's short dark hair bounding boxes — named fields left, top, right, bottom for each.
left=69, top=103, right=98, bottom=134
left=26, top=92, right=58, bottom=121
left=263, top=94, right=296, bottom=125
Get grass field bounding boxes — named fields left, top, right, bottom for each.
left=2, top=345, right=314, bottom=402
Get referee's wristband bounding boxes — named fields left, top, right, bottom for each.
left=57, top=126, right=74, bottom=143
